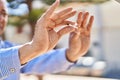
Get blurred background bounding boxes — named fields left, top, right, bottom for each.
left=2, top=0, right=120, bottom=80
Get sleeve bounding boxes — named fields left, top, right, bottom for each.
left=0, top=46, right=21, bottom=80
left=21, top=48, right=75, bottom=75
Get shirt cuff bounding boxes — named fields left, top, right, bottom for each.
left=45, top=48, right=75, bottom=73
left=51, top=48, right=75, bottom=72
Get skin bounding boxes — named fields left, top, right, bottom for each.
left=0, top=0, right=94, bottom=64
left=0, top=0, right=8, bottom=35
left=66, top=12, right=94, bottom=62
left=20, top=0, right=76, bottom=64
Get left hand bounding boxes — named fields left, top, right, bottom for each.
left=66, top=12, right=94, bottom=62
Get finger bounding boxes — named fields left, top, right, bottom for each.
left=81, top=12, right=89, bottom=28
left=47, top=27, right=53, bottom=30
left=52, top=8, right=73, bottom=20
left=56, top=11, right=76, bottom=24
left=48, top=20, right=75, bottom=29
left=87, top=16, right=94, bottom=32
left=51, top=20, right=75, bottom=28
left=62, top=20, right=75, bottom=25
left=43, top=0, right=60, bottom=18
left=77, top=12, right=83, bottom=27
left=57, top=26, right=75, bottom=38
left=48, top=18, right=56, bottom=28
left=58, top=20, right=75, bottom=26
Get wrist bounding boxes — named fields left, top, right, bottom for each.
left=19, top=42, right=47, bottom=64
left=31, top=40, right=48, bottom=53
left=65, top=49, right=77, bottom=63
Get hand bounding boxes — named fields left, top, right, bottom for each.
left=31, top=0, right=62, bottom=53
left=66, top=12, right=94, bottom=62
left=19, top=0, right=61, bottom=64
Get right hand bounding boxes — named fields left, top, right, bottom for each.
left=19, top=0, right=60, bottom=64
left=34, top=0, right=77, bottom=51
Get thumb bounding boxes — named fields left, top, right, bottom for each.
left=57, top=26, right=75, bottom=38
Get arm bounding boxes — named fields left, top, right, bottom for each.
left=18, top=0, right=58, bottom=64
left=19, top=0, right=76, bottom=65
left=20, top=12, right=94, bottom=75
left=21, top=48, right=74, bottom=74
left=0, top=0, right=76, bottom=79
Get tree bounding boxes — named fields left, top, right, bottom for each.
left=25, top=0, right=46, bottom=39
left=41, top=0, right=109, bottom=5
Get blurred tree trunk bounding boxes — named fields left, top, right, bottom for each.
left=26, top=0, right=45, bottom=40
left=26, top=0, right=35, bottom=39
left=26, top=0, right=33, bottom=11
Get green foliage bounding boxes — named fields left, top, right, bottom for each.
left=41, top=0, right=68, bottom=5
left=7, top=0, right=14, bottom=2
left=28, top=8, right=46, bottom=24
left=8, top=16, right=28, bottom=27
left=41, top=0, right=55, bottom=5
left=41, top=0, right=109, bottom=5
left=8, top=8, right=46, bottom=27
